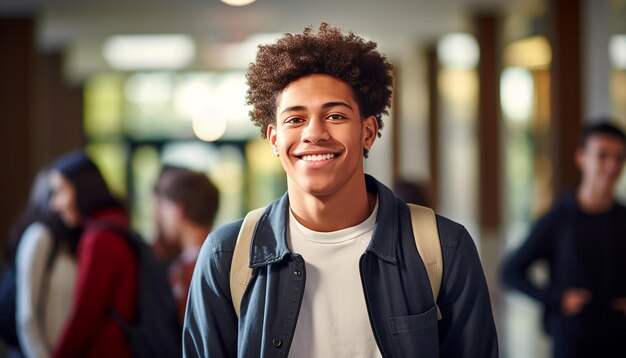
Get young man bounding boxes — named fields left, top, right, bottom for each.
left=153, top=167, right=220, bottom=323
left=502, top=122, right=626, bottom=357
left=184, top=23, right=498, bottom=357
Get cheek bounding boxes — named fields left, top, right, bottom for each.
left=53, top=194, right=70, bottom=212
left=275, top=133, right=290, bottom=150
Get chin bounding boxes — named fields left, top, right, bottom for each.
left=301, top=182, right=339, bottom=197
left=63, top=213, right=82, bottom=228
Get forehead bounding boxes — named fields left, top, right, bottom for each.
left=50, top=170, right=68, bottom=186
left=278, top=74, right=357, bottom=108
left=585, top=134, right=626, bottom=152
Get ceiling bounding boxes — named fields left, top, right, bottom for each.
left=0, top=0, right=541, bottom=77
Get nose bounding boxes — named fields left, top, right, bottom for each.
left=302, top=118, right=329, bottom=144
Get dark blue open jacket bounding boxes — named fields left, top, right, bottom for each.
left=183, top=175, right=498, bottom=357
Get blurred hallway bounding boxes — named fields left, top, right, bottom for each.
left=1, top=0, right=626, bottom=357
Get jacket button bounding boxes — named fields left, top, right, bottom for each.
left=272, top=338, right=282, bottom=348
left=293, top=270, right=301, bottom=276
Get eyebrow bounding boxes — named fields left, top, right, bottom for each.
left=279, top=101, right=354, bottom=115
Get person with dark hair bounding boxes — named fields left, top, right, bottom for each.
left=6, top=167, right=78, bottom=358
left=153, top=167, right=219, bottom=323
left=502, top=120, right=626, bottom=357
left=47, top=151, right=138, bottom=358
left=184, top=23, right=497, bottom=357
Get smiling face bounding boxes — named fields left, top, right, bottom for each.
left=267, top=74, right=378, bottom=202
left=576, top=133, right=626, bottom=193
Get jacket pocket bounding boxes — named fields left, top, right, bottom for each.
left=388, top=305, right=439, bottom=358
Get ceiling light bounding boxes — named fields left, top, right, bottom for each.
left=503, top=36, right=551, bottom=69
left=193, top=115, right=227, bottom=142
left=437, top=33, right=479, bottom=69
left=609, top=34, right=626, bottom=69
left=103, top=34, right=195, bottom=70
left=220, top=0, right=256, bottom=6
left=500, top=67, right=534, bottom=123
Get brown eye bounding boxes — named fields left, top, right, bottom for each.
left=327, top=114, right=345, bottom=120
left=286, top=117, right=305, bottom=124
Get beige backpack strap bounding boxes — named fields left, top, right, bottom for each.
left=230, top=207, right=266, bottom=318
left=407, top=203, right=443, bottom=320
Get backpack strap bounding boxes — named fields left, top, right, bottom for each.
left=230, top=207, right=266, bottom=318
left=407, top=203, right=443, bottom=320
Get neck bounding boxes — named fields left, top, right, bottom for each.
left=576, top=183, right=614, bottom=214
left=288, top=177, right=375, bottom=232
left=178, top=222, right=210, bottom=250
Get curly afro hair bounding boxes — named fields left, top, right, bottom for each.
left=245, top=22, right=394, bottom=139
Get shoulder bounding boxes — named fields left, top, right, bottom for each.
left=195, top=219, right=244, bottom=274
left=428, top=215, right=480, bottom=273
left=20, top=222, right=53, bottom=245
left=432, top=215, right=491, bottom=302
left=16, top=222, right=53, bottom=258
left=79, top=223, right=133, bottom=259
left=433, top=214, right=482, bottom=276
left=204, top=219, right=244, bottom=253
left=434, top=215, right=468, bottom=249
left=82, top=225, right=124, bottom=244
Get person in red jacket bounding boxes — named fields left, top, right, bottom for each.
left=48, top=150, right=138, bottom=358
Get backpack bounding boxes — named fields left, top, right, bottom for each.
left=229, top=203, right=443, bottom=320
left=0, top=236, right=58, bottom=349
left=100, top=224, right=182, bottom=358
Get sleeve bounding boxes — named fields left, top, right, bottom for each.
left=52, top=229, right=126, bottom=357
left=183, top=234, right=238, bottom=358
left=437, top=225, right=498, bottom=358
left=15, top=222, right=54, bottom=358
left=500, top=214, right=560, bottom=306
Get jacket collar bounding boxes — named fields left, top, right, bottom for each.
left=249, top=174, right=399, bottom=268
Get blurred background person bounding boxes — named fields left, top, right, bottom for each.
left=1, top=167, right=78, bottom=358
left=47, top=151, right=138, bottom=358
left=393, top=178, right=433, bottom=207
left=151, top=166, right=185, bottom=270
left=15, top=168, right=78, bottom=358
left=501, top=121, right=626, bottom=358
left=153, top=166, right=219, bottom=323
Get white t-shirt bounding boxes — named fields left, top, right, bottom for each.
left=287, top=202, right=382, bottom=358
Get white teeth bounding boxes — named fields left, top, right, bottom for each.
left=301, top=153, right=336, bottom=161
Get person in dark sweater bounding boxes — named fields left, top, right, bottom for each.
left=48, top=151, right=138, bottom=358
left=502, top=121, right=626, bottom=358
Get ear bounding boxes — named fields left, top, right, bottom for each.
left=267, top=124, right=279, bottom=155
left=362, top=115, right=378, bottom=151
